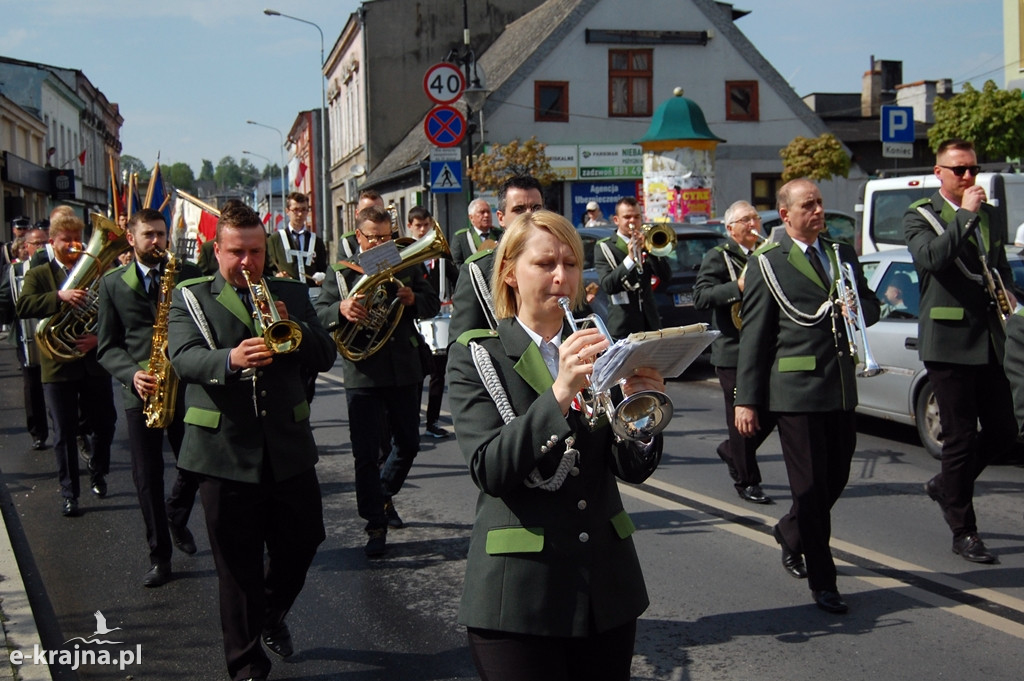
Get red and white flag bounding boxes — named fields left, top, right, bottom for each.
left=78, top=148, right=87, bottom=165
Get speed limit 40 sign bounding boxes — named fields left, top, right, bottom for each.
left=423, top=63, right=466, bottom=105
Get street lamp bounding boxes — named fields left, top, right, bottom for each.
left=242, top=150, right=276, bottom=229
left=264, top=8, right=331, bottom=244
left=245, top=119, right=287, bottom=225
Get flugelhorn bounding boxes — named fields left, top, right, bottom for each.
left=242, top=269, right=303, bottom=353
left=557, top=297, right=673, bottom=442
left=832, top=244, right=882, bottom=378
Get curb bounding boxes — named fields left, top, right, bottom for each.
left=0, top=496, right=51, bottom=680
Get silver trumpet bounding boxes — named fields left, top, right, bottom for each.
left=832, top=244, right=882, bottom=378
left=557, top=297, right=674, bottom=441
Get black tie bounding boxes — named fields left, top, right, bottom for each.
left=148, top=270, right=161, bottom=302
left=806, top=244, right=830, bottom=286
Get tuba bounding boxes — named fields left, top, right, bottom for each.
left=558, top=297, right=674, bottom=442
left=143, top=251, right=180, bottom=429
left=36, top=213, right=128, bottom=363
left=333, top=221, right=450, bottom=361
left=242, top=269, right=303, bottom=354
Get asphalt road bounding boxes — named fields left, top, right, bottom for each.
left=2, top=345, right=1024, bottom=680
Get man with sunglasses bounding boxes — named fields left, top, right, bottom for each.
left=904, top=138, right=1017, bottom=564
left=316, top=206, right=440, bottom=557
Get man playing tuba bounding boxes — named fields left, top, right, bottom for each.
left=315, top=205, right=440, bottom=557
left=16, top=211, right=116, bottom=517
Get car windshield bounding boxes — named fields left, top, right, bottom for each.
left=671, top=236, right=723, bottom=274
left=871, top=187, right=932, bottom=246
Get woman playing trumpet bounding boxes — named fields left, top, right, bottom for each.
left=447, top=209, right=665, bottom=681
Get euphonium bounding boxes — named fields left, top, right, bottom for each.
left=558, top=297, right=674, bottom=442
left=832, top=244, right=882, bottom=378
left=333, top=221, right=450, bottom=361
left=242, top=268, right=303, bottom=353
left=36, top=213, right=129, bottom=363
left=143, top=251, right=180, bottom=429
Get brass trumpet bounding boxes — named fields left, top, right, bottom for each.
left=242, top=269, right=303, bottom=353
left=832, top=244, right=882, bottom=377
left=631, top=223, right=677, bottom=274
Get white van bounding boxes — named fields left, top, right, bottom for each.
left=856, top=171, right=1024, bottom=254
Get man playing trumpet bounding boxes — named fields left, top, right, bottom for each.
left=595, top=196, right=672, bottom=340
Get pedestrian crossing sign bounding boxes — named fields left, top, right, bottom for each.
left=430, top=161, right=462, bottom=193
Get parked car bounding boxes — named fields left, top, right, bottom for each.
left=760, top=208, right=857, bottom=247
left=576, top=224, right=727, bottom=333
left=855, top=247, right=1024, bottom=458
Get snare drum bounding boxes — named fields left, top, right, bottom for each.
left=416, top=314, right=451, bottom=355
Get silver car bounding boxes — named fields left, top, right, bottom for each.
left=856, top=247, right=1024, bottom=458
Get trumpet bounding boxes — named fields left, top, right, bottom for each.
left=242, top=269, right=303, bottom=354
left=630, top=223, right=677, bottom=274
left=978, top=248, right=1013, bottom=329
left=557, top=297, right=673, bottom=442
left=832, top=244, right=882, bottom=378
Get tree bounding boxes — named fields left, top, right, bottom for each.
left=120, top=154, right=150, bottom=181
left=199, top=159, right=215, bottom=182
left=214, top=156, right=243, bottom=190
left=779, top=133, right=851, bottom=183
left=466, top=136, right=558, bottom=192
left=928, top=80, right=1024, bottom=160
left=164, top=162, right=196, bottom=193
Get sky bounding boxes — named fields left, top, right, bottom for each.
left=0, top=0, right=1009, bottom=174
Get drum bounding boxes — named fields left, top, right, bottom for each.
left=416, top=314, right=451, bottom=355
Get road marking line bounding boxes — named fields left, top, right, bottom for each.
left=621, top=478, right=1024, bottom=639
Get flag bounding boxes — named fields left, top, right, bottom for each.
left=173, top=189, right=221, bottom=245
left=128, top=173, right=143, bottom=218
left=275, top=214, right=284, bottom=226
left=78, top=148, right=87, bottom=166
left=263, top=212, right=272, bottom=226
left=295, top=161, right=307, bottom=187
left=144, top=162, right=173, bottom=225
left=109, top=156, right=122, bottom=222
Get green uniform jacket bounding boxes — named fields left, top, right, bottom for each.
left=315, top=255, right=439, bottom=389
left=195, top=239, right=217, bottom=276
left=167, top=273, right=336, bottom=483
left=1003, top=310, right=1024, bottom=434
left=15, top=260, right=109, bottom=383
left=451, top=225, right=503, bottom=269
left=693, top=241, right=746, bottom=368
left=96, top=260, right=203, bottom=411
left=449, top=249, right=496, bottom=344
left=447, top=318, right=661, bottom=637
left=265, top=228, right=327, bottom=283
left=735, top=234, right=879, bottom=412
left=903, top=193, right=1010, bottom=365
left=594, top=234, right=671, bottom=339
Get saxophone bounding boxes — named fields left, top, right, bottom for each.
left=143, top=252, right=179, bottom=429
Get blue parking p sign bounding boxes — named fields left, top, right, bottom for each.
left=881, top=106, right=915, bottom=143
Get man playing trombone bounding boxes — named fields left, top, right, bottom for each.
left=595, top=196, right=672, bottom=340
left=735, top=179, right=879, bottom=614
left=904, top=139, right=1017, bottom=565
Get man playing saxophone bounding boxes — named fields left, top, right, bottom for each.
left=96, top=209, right=202, bottom=587
left=315, top=205, right=440, bottom=557
left=16, top=211, right=116, bottom=517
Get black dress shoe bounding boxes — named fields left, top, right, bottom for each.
left=953, top=533, right=996, bottom=564
left=773, top=524, right=807, bottom=579
left=261, top=621, right=293, bottom=658
left=61, top=498, right=79, bottom=517
left=365, top=528, right=388, bottom=557
left=812, top=590, right=849, bottom=614
left=142, top=562, right=171, bottom=588
left=170, top=525, right=198, bottom=555
left=90, top=475, right=107, bottom=498
left=31, top=439, right=47, bottom=451
left=924, top=475, right=948, bottom=510
left=384, top=498, right=404, bottom=529
left=738, top=484, right=772, bottom=504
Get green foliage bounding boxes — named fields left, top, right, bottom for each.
left=928, top=80, right=1024, bottom=160
left=466, top=136, right=558, bottom=192
left=779, top=133, right=851, bottom=183
left=121, top=155, right=150, bottom=181
left=214, top=156, right=242, bottom=190
left=164, top=162, right=196, bottom=192
left=199, top=159, right=215, bottom=182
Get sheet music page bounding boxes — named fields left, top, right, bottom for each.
left=590, top=324, right=720, bottom=392
left=360, top=241, right=402, bottom=275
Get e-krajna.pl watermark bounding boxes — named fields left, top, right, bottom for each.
left=9, top=644, right=142, bottom=671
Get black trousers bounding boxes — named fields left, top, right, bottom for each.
left=425, top=351, right=449, bottom=426
left=43, top=375, right=116, bottom=499
left=198, top=468, right=325, bottom=681
left=22, top=363, right=48, bottom=442
left=467, top=620, right=637, bottom=681
left=715, top=366, right=775, bottom=489
left=774, top=410, right=855, bottom=593
left=124, top=407, right=199, bottom=564
left=924, top=360, right=1017, bottom=539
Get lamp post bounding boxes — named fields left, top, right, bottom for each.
left=263, top=8, right=331, bottom=244
left=245, top=120, right=287, bottom=226
left=242, top=150, right=276, bottom=229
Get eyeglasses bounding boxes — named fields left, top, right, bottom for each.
left=288, top=206, right=309, bottom=213
left=508, top=204, right=545, bottom=215
left=27, top=240, right=47, bottom=246
left=729, top=215, right=761, bottom=225
left=359, top=232, right=392, bottom=245
left=938, top=164, right=982, bottom=177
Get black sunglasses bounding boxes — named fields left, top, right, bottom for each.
left=938, top=164, right=982, bottom=177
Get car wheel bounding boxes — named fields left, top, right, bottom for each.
left=914, top=381, right=943, bottom=460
